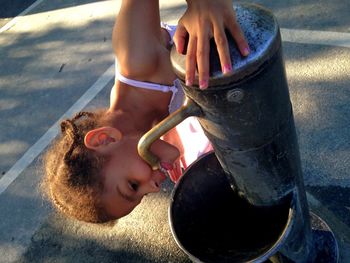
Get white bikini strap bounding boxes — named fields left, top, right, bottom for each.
left=115, top=68, right=176, bottom=93
left=160, top=22, right=176, bottom=45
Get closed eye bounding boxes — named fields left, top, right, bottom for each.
left=116, top=185, right=138, bottom=203
left=129, top=181, right=139, bottom=192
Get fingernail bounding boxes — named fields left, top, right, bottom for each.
left=223, top=64, right=232, bottom=74
left=186, top=78, right=193, bottom=86
left=199, top=79, right=208, bottom=90
left=243, top=47, right=250, bottom=56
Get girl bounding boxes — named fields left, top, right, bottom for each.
left=42, top=0, right=249, bottom=223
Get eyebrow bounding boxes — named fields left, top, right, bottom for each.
left=116, top=185, right=136, bottom=203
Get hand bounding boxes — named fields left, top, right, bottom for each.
left=168, top=159, right=183, bottom=183
left=173, top=0, right=250, bottom=89
left=161, top=128, right=185, bottom=183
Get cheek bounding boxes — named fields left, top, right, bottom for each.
left=132, top=155, right=153, bottom=177
left=102, top=161, right=120, bottom=190
left=113, top=139, right=154, bottom=179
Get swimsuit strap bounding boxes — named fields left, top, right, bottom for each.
left=115, top=22, right=177, bottom=95
left=160, top=22, right=176, bottom=45
left=115, top=67, right=184, bottom=114
left=115, top=65, right=181, bottom=113
left=115, top=22, right=177, bottom=93
left=115, top=68, right=177, bottom=93
left=114, top=23, right=184, bottom=113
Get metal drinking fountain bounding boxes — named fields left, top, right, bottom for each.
left=138, top=3, right=338, bottom=263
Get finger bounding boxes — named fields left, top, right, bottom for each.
left=213, top=24, right=232, bottom=74
left=168, top=170, right=177, bottom=183
left=227, top=21, right=250, bottom=57
left=168, top=162, right=182, bottom=183
left=197, top=31, right=210, bottom=89
left=174, top=161, right=182, bottom=182
left=173, top=25, right=188, bottom=54
left=180, top=156, right=187, bottom=170
left=185, top=35, right=197, bottom=86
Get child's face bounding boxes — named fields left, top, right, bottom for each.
left=100, top=134, right=179, bottom=219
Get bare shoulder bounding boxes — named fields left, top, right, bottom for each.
left=116, top=43, right=161, bottom=80
left=115, top=40, right=175, bottom=84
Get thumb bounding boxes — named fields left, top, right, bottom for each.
left=173, top=25, right=188, bottom=54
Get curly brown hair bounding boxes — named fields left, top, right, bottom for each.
left=42, top=110, right=115, bottom=223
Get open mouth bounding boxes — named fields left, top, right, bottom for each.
left=158, top=166, right=169, bottom=180
left=160, top=162, right=174, bottom=171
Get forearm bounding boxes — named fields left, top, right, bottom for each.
left=112, top=0, right=162, bottom=76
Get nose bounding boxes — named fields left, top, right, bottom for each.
left=136, top=172, right=163, bottom=196
left=131, top=139, right=179, bottom=196
left=144, top=176, right=161, bottom=193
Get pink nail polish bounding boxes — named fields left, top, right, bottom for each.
left=199, top=80, right=208, bottom=89
left=243, top=47, right=250, bottom=56
left=223, top=64, right=232, bottom=74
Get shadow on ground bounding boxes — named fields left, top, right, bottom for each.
left=19, top=180, right=191, bottom=263
left=0, top=0, right=107, bottom=19
left=0, top=7, right=114, bottom=177
left=308, top=186, right=350, bottom=227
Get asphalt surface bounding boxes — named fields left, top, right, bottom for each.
left=0, top=0, right=36, bottom=18
left=0, top=0, right=349, bottom=262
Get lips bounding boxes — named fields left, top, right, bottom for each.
left=158, top=168, right=167, bottom=179
left=160, top=161, right=174, bottom=171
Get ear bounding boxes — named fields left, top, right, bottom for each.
left=84, top=127, right=122, bottom=154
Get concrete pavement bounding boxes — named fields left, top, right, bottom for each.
left=0, top=0, right=349, bottom=262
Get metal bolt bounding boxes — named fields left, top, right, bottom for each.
left=227, top=89, right=244, bottom=102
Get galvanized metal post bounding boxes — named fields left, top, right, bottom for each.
left=138, top=3, right=339, bottom=262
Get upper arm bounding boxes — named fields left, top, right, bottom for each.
left=112, top=1, right=163, bottom=80
left=112, top=23, right=161, bottom=80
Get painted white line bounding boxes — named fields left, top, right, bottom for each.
left=1, top=28, right=350, bottom=195
left=0, top=64, right=114, bottom=195
left=0, top=3, right=349, bottom=196
left=0, top=0, right=45, bottom=33
left=281, top=28, right=350, bottom=49
left=2, top=0, right=350, bottom=50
